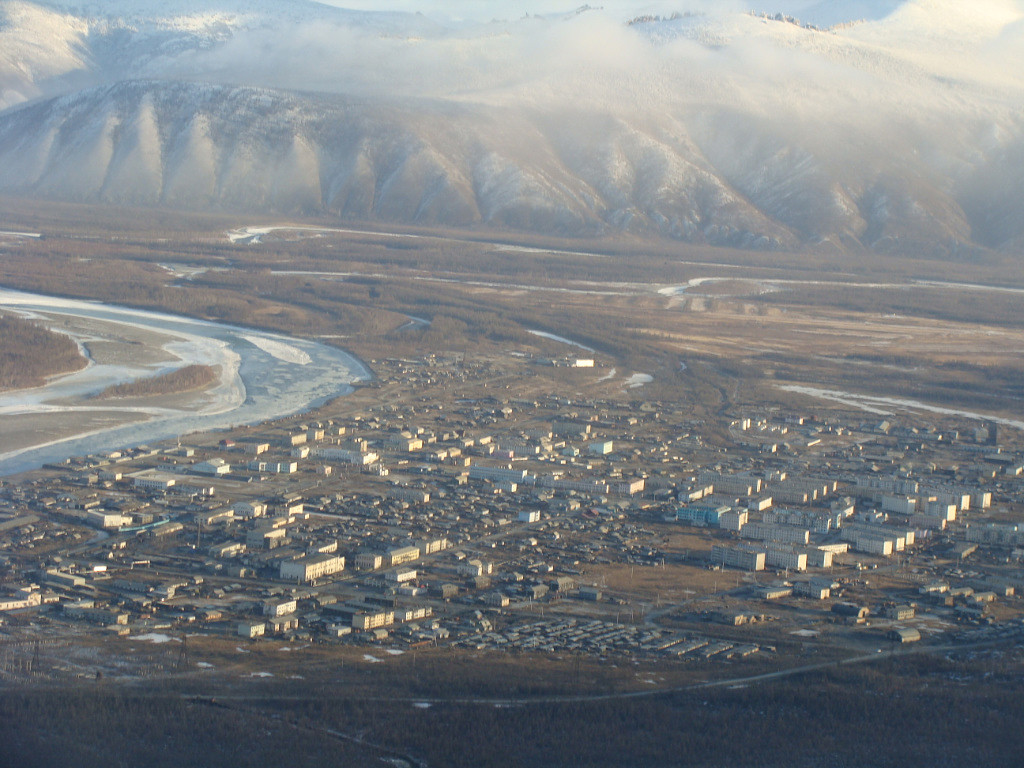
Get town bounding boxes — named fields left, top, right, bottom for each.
left=2, top=344, right=1023, bottom=681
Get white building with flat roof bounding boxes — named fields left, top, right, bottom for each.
left=385, top=567, right=417, bottom=584
left=131, top=471, right=176, bottom=491
left=711, top=546, right=765, bottom=571
left=280, top=554, right=345, bottom=583
left=238, top=621, right=266, bottom=638
left=386, top=545, right=420, bottom=566
left=193, top=459, right=231, bottom=476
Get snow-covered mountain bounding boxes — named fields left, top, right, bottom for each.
left=0, top=0, right=1021, bottom=254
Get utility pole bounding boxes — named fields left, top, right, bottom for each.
left=177, top=634, right=190, bottom=671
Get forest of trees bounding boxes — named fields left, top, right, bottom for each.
left=95, top=364, right=218, bottom=399
left=0, top=314, right=87, bottom=390
left=1, top=654, right=1023, bottom=768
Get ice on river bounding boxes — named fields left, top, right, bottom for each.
left=0, top=288, right=368, bottom=475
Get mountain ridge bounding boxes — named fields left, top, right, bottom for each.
left=1, top=0, right=1021, bottom=255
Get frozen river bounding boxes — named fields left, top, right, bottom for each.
left=0, top=288, right=369, bottom=475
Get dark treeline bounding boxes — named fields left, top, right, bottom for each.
left=284, top=658, right=1024, bottom=768
left=0, top=314, right=87, bottom=390
left=0, top=686, right=376, bottom=768
left=2, top=655, right=1022, bottom=768
left=95, top=364, right=218, bottom=399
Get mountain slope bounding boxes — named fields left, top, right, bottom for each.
left=0, top=0, right=1021, bottom=255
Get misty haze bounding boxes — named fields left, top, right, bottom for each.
left=0, top=0, right=1022, bottom=252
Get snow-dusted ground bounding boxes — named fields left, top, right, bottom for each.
left=658, top=276, right=904, bottom=297
left=227, top=224, right=423, bottom=244
left=159, top=263, right=213, bottom=280
left=912, top=280, right=1024, bottom=297
left=271, top=268, right=634, bottom=297
left=239, top=334, right=311, bottom=365
left=779, top=385, right=1024, bottom=430
left=396, top=314, right=431, bottom=332
left=659, top=276, right=1024, bottom=300
left=133, top=633, right=177, bottom=643
left=658, top=277, right=733, bottom=296
left=0, top=288, right=369, bottom=475
left=527, top=329, right=595, bottom=352
left=624, top=372, right=653, bottom=389
left=270, top=262, right=1024, bottom=305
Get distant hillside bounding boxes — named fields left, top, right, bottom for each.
left=0, top=0, right=1021, bottom=256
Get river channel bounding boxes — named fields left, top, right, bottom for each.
left=0, top=288, right=369, bottom=475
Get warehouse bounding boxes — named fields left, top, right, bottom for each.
left=887, top=627, right=921, bottom=643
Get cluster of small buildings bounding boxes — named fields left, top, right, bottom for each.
left=1, top=352, right=1024, bottom=665
left=460, top=617, right=764, bottom=660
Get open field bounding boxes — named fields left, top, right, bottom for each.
left=4, top=200, right=1024, bottom=428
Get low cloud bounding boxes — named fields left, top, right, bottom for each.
left=150, top=1, right=1022, bottom=131
left=5, top=0, right=1022, bottom=174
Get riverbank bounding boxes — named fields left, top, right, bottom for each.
left=0, top=288, right=369, bottom=475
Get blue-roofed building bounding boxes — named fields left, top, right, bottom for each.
left=676, top=504, right=730, bottom=527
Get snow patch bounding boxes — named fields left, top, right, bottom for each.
left=227, top=224, right=423, bottom=244
left=527, top=330, right=595, bottom=352
left=625, top=372, right=652, bottom=389
left=779, top=385, right=1024, bottom=430
left=240, top=334, right=312, bottom=365
left=658, top=277, right=726, bottom=296
left=133, top=633, right=177, bottom=643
